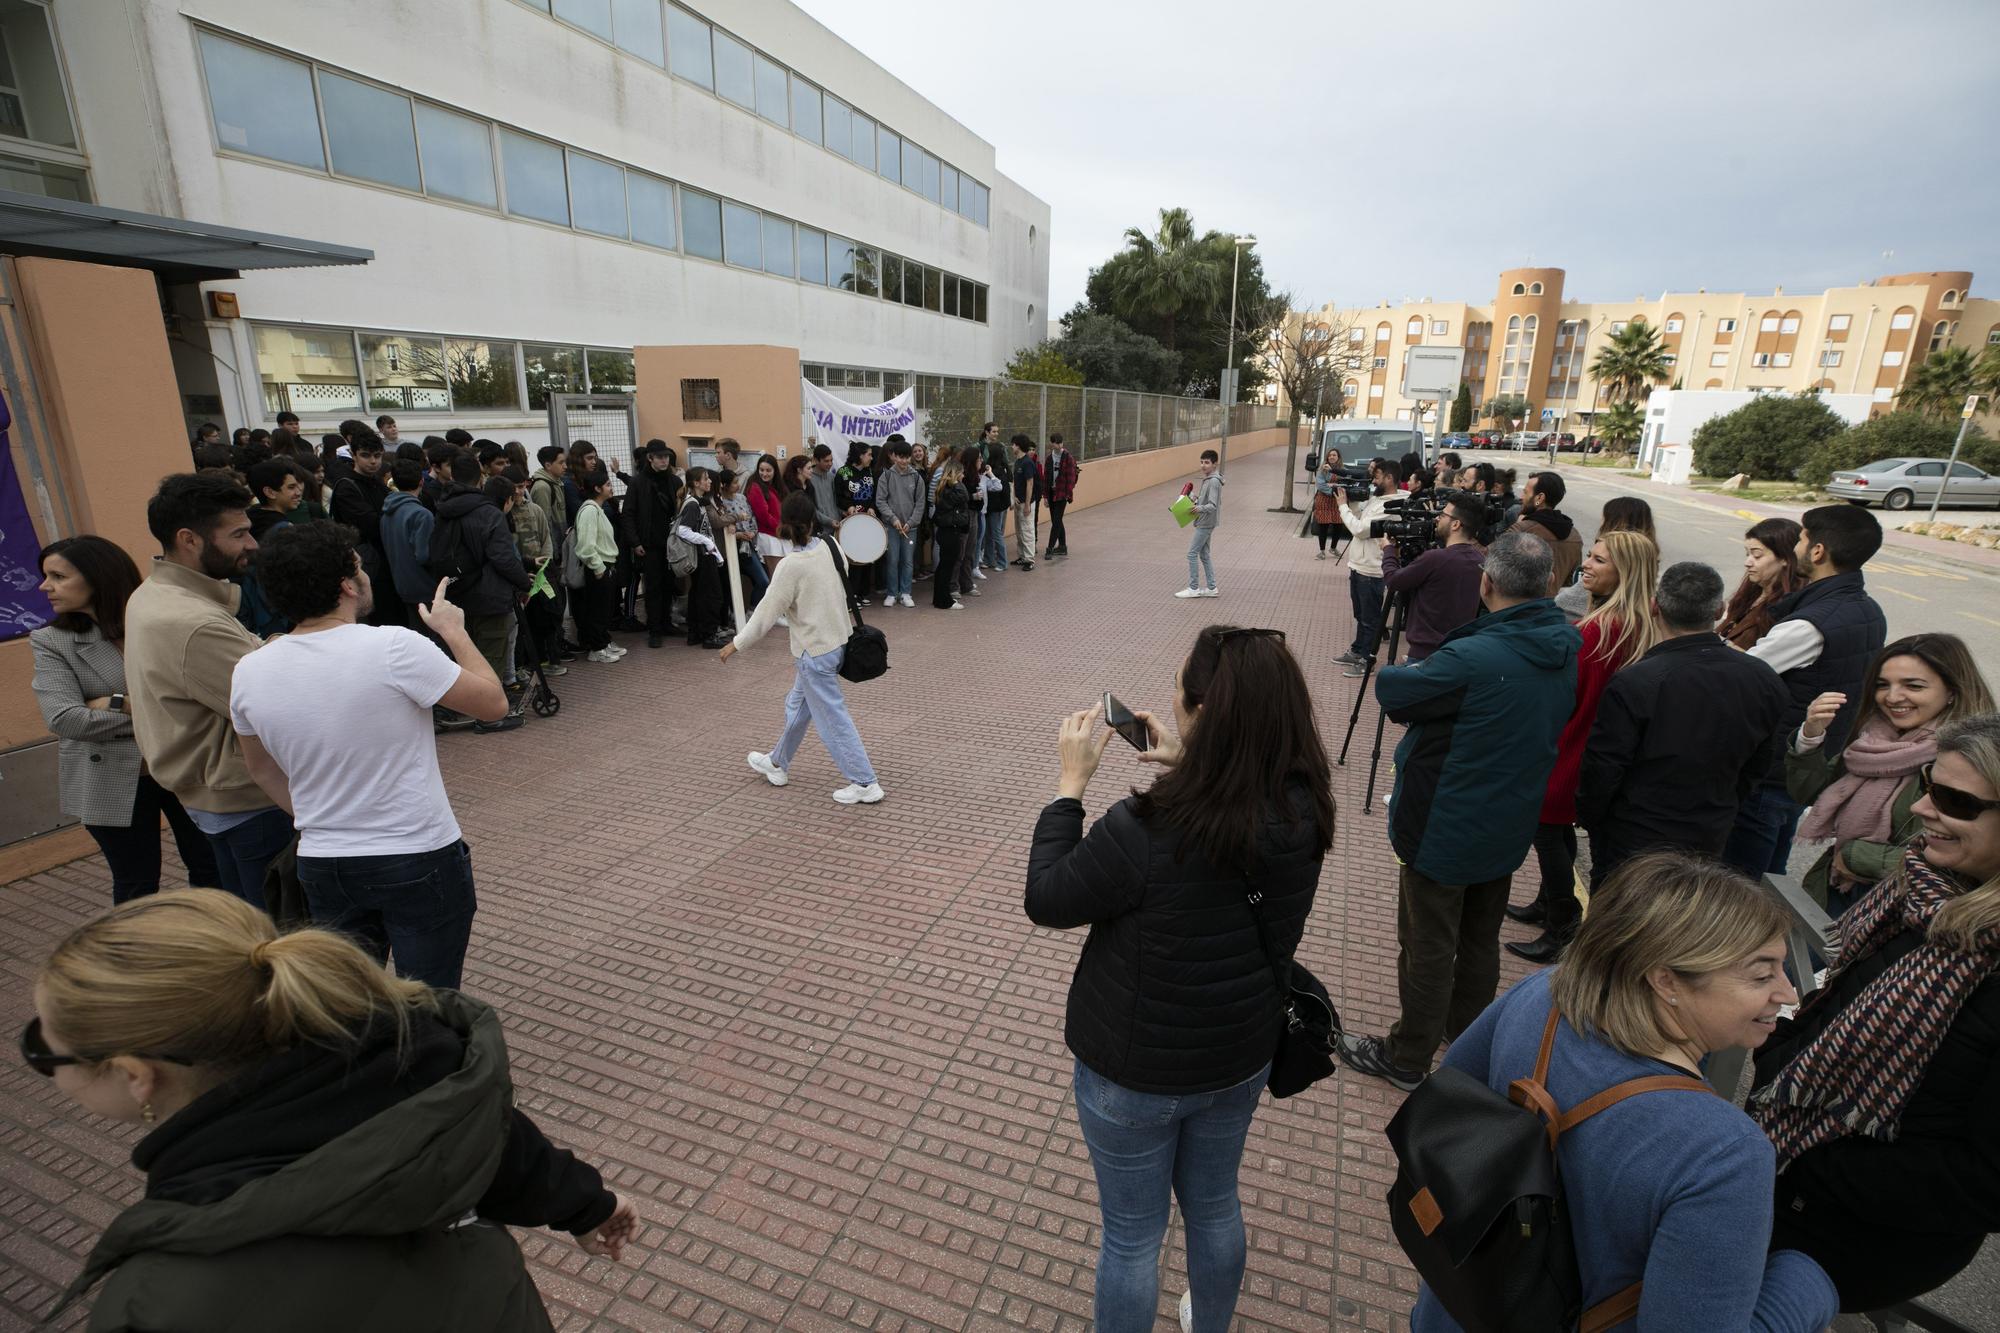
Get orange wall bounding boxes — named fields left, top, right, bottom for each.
left=634, top=345, right=802, bottom=461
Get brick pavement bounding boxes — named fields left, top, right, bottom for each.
left=0, top=442, right=1551, bottom=1332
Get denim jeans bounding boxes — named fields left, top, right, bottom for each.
left=979, top=509, right=1009, bottom=570
left=1723, top=778, right=1804, bottom=878
left=86, top=774, right=221, bottom=904
left=1186, top=526, right=1216, bottom=590
left=771, top=646, right=877, bottom=785
left=202, top=807, right=294, bottom=912
left=884, top=527, right=914, bottom=598
left=1350, top=571, right=1386, bottom=657
left=298, top=840, right=478, bottom=989
left=738, top=548, right=770, bottom=609
left=1073, top=1058, right=1268, bottom=1333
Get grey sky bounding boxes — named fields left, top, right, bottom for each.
left=795, top=0, right=1999, bottom=317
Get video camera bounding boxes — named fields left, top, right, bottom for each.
left=1368, top=487, right=1503, bottom=561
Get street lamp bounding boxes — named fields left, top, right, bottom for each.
left=1218, top=233, right=1257, bottom=472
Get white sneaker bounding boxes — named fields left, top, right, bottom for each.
left=900, top=595, right=915, bottom=607
left=586, top=648, right=620, bottom=663
left=972, top=568, right=987, bottom=580
left=832, top=782, right=885, bottom=805
left=1179, top=1291, right=1193, bottom=1332
left=605, top=644, right=628, bottom=658
left=747, top=751, right=789, bottom=786
left=948, top=601, right=964, bottom=610
left=1316, top=550, right=1327, bottom=561
left=1198, top=587, right=1219, bottom=597
left=1174, top=587, right=1203, bottom=599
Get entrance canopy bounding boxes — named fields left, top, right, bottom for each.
left=0, top=189, right=372, bottom=282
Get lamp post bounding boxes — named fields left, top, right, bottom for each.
left=1218, top=233, right=1257, bottom=472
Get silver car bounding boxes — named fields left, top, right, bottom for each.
left=1825, top=457, right=2000, bottom=511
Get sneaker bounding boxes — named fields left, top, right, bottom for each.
left=969, top=585, right=981, bottom=596
left=433, top=708, right=477, bottom=733
left=1174, top=587, right=1203, bottom=599
left=857, top=598, right=870, bottom=607
left=1316, top=550, right=1327, bottom=561
left=472, top=714, right=525, bottom=734
left=586, top=648, right=620, bottom=663
left=747, top=751, right=789, bottom=787
left=1335, top=651, right=1364, bottom=667
left=973, top=568, right=987, bottom=580
left=1022, top=561, right=1035, bottom=572
left=699, top=632, right=732, bottom=650
left=647, top=632, right=663, bottom=648
left=948, top=600, right=965, bottom=610
left=1342, top=662, right=1373, bottom=679
left=1198, top=587, right=1218, bottom=598
left=900, top=595, right=915, bottom=607
left=538, top=661, right=569, bottom=677
left=832, top=782, right=885, bottom=805
left=1336, top=1033, right=1426, bottom=1092
left=1179, top=1291, right=1193, bottom=1333
left=606, top=644, right=628, bottom=659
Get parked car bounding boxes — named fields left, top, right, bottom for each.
left=1552, top=433, right=1580, bottom=451
left=1825, top=457, right=2000, bottom=511
left=1440, top=432, right=1473, bottom=451
left=1469, top=430, right=1499, bottom=448
left=1502, top=431, right=1542, bottom=451
left=1577, top=435, right=1608, bottom=454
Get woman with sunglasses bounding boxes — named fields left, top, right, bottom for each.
left=25, top=889, right=639, bottom=1330
left=1025, top=626, right=1334, bottom=1332
left=1750, top=713, right=2000, bottom=1313
left=1787, top=634, right=1993, bottom=916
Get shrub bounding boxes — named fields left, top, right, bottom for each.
left=1799, top=411, right=1992, bottom=487
left=1690, top=395, right=1847, bottom=480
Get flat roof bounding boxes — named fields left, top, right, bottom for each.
left=0, top=189, right=372, bottom=281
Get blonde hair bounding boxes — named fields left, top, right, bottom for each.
left=38, top=890, right=436, bottom=1072
left=938, top=457, right=965, bottom=488
left=1578, top=530, right=1663, bottom=671
left=1926, top=714, right=2000, bottom=952
left=1550, top=852, right=1790, bottom=1060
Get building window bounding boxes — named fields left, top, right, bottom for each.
left=1369, top=383, right=1384, bottom=397
left=414, top=103, right=497, bottom=208
left=198, top=32, right=324, bottom=170
left=790, top=77, right=821, bottom=144
left=1772, top=352, right=1791, bottom=367
left=820, top=95, right=849, bottom=157
left=1611, top=320, right=1628, bottom=335
left=721, top=200, right=760, bottom=268
left=256, top=325, right=361, bottom=415
left=711, top=30, right=753, bottom=109
left=760, top=213, right=793, bottom=277
left=941, top=163, right=957, bottom=211
left=522, top=343, right=584, bottom=410
left=0, top=0, right=77, bottom=150
left=752, top=52, right=788, bottom=127
left=1752, top=352, right=1771, bottom=367
left=1432, top=319, right=1449, bottom=336
left=1717, top=318, right=1737, bottom=334
left=1820, top=350, right=1841, bottom=367
left=1375, top=323, right=1390, bottom=342
left=848, top=111, right=875, bottom=171
left=625, top=170, right=674, bottom=248
left=318, top=71, right=421, bottom=192
left=1710, top=350, right=1729, bottom=367
left=877, top=124, right=899, bottom=184
left=1930, top=320, right=1950, bottom=353
left=609, top=0, right=664, bottom=64
left=1663, top=317, right=1683, bottom=333
left=1943, top=289, right=1958, bottom=304
left=900, top=260, right=923, bottom=309
left=0, top=152, right=83, bottom=199
left=797, top=225, right=826, bottom=284
left=499, top=129, right=570, bottom=225
left=1827, top=314, right=1851, bottom=332
left=1873, top=386, right=1894, bottom=402
left=1372, top=356, right=1386, bottom=370
left=552, top=0, right=612, bottom=42
left=852, top=244, right=880, bottom=298
left=1512, top=283, right=1525, bottom=295
left=1882, top=349, right=1904, bottom=367
left=879, top=253, right=903, bottom=303
left=443, top=339, right=521, bottom=409
left=359, top=332, right=448, bottom=411
left=567, top=150, right=627, bottom=237
left=1406, top=316, right=1423, bottom=339
left=1530, top=281, right=1543, bottom=295
left=1349, top=327, right=1365, bottom=344
left=681, top=377, right=723, bottom=421
left=680, top=188, right=723, bottom=259
left=1988, top=326, right=2000, bottom=345
left=586, top=348, right=636, bottom=392
left=1890, top=310, right=1914, bottom=330
left=666, top=5, right=713, bottom=88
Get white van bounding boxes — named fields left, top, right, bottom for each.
left=1311, top=420, right=1426, bottom=471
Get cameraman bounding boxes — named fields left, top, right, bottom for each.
left=1380, top=492, right=1488, bottom=662
left=1336, top=458, right=1401, bottom=677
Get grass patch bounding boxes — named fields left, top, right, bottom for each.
left=1577, top=453, right=1640, bottom=470
left=1687, top=477, right=1825, bottom=503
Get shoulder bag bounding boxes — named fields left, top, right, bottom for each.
left=1242, top=877, right=1339, bottom=1098
left=825, top=540, right=889, bottom=683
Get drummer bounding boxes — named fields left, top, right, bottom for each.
left=835, top=441, right=878, bottom=606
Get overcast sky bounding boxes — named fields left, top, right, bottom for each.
left=796, top=0, right=1999, bottom=317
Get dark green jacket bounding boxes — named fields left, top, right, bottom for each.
left=1784, top=736, right=1926, bottom=908
left=52, top=992, right=608, bottom=1333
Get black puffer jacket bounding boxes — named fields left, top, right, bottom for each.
left=1025, top=784, right=1323, bottom=1094
left=434, top=487, right=530, bottom=617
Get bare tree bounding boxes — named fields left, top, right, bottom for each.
left=1262, top=298, right=1355, bottom=512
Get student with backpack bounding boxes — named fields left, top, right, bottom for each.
left=429, top=453, right=530, bottom=732
left=1394, top=851, right=1835, bottom=1332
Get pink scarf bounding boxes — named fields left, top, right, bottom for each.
left=1795, top=717, right=1935, bottom=846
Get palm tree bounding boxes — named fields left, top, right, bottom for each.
left=1976, top=344, right=2000, bottom=406
left=1599, top=400, right=1644, bottom=455
left=1113, top=207, right=1222, bottom=353
left=1588, top=319, right=1673, bottom=403
left=1900, top=346, right=1977, bottom=419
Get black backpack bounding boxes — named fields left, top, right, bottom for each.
left=1385, top=1005, right=1712, bottom=1332
left=425, top=511, right=477, bottom=604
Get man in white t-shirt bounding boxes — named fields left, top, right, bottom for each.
left=231, top=521, right=508, bottom=988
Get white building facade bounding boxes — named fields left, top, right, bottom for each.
left=27, top=0, right=1051, bottom=441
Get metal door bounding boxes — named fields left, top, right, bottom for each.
left=548, top=393, right=638, bottom=492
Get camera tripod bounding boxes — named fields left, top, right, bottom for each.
left=1336, top=579, right=1408, bottom=814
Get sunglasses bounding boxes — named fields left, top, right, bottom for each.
left=18, top=1015, right=194, bottom=1078
left=1918, top=764, right=2000, bottom=822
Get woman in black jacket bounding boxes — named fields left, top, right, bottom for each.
left=931, top=457, right=972, bottom=610
left=1750, top=711, right=2000, bottom=1312
left=1026, top=626, right=1334, bottom=1333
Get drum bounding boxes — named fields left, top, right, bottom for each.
left=836, top=513, right=887, bottom=563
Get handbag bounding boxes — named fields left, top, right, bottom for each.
left=825, top=539, right=889, bottom=683
left=1242, top=876, right=1339, bottom=1098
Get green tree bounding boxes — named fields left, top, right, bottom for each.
left=1976, top=344, right=2000, bottom=404
left=1588, top=318, right=1672, bottom=403
left=1449, top=382, right=1472, bottom=432
left=1083, top=210, right=1277, bottom=399
left=1049, top=308, right=1180, bottom=392
left=1002, top=341, right=1085, bottom=386
left=1800, top=411, right=1994, bottom=487
left=1109, top=207, right=1220, bottom=354
left=1598, top=400, right=1645, bottom=455
left=1899, top=346, right=1977, bottom=419
left=1690, top=394, right=1847, bottom=480
left=1262, top=301, right=1352, bottom=510
left=1485, top=392, right=1530, bottom=427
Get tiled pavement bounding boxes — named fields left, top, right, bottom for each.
left=0, top=443, right=1552, bottom=1332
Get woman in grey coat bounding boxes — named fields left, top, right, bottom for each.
left=31, top=536, right=219, bottom=903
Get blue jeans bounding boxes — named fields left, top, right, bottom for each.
left=771, top=646, right=877, bottom=785
left=980, top=509, right=1009, bottom=569
left=1723, top=778, right=1804, bottom=878
left=1350, top=571, right=1385, bottom=657
left=298, top=840, right=478, bottom=989
left=202, top=807, right=294, bottom=912
left=738, top=548, right=770, bottom=608
left=884, top=527, right=914, bottom=598
left=1186, top=526, right=1216, bottom=590
left=1073, top=1058, right=1268, bottom=1333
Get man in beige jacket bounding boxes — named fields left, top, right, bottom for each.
left=124, top=472, right=294, bottom=909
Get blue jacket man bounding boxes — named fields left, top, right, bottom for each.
left=1338, top=531, right=1580, bottom=1089
left=381, top=485, right=435, bottom=608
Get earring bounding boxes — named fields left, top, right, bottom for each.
left=141, top=1101, right=156, bottom=1125
left=1668, top=997, right=1678, bottom=1006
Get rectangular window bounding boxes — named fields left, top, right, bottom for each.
left=199, top=33, right=324, bottom=170
left=958, top=277, right=975, bottom=319
left=923, top=265, right=942, bottom=312
left=1369, top=384, right=1384, bottom=398
left=1348, top=327, right=1365, bottom=343
left=444, top=339, right=520, bottom=409
left=319, top=72, right=420, bottom=192
left=522, top=343, right=584, bottom=410
left=1372, top=356, right=1387, bottom=369
left=1820, top=350, right=1842, bottom=367
left=712, top=31, right=753, bottom=109
left=761, top=214, right=793, bottom=277
left=680, top=188, right=723, bottom=259
left=626, top=171, right=675, bottom=249
left=791, top=78, right=821, bottom=144
left=1873, top=386, right=1894, bottom=402
left=1752, top=352, right=1771, bottom=367
left=1889, top=311, right=1915, bottom=330
left=1989, top=328, right=2000, bottom=346
left=968, top=180, right=989, bottom=225
left=1828, top=314, right=1851, bottom=331
left=500, top=129, right=569, bottom=225
left=797, top=226, right=826, bottom=284
left=1710, top=350, right=1729, bottom=366
left=920, top=150, right=940, bottom=203
left=1883, top=349, right=1905, bottom=366
left=1432, top=319, right=1449, bottom=336
left=1759, top=315, right=1779, bottom=333
left=753, top=53, right=788, bottom=127
left=900, top=138, right=920, bottom=192
left=0, top=1, right=76, bottom=148
left=852, top=246, right=878, bottom=297
left=940, top=163, right=958, bottom=212
left=567, top=150, right=626, bottom=237
left=586, top=349, right=636, bottom=393
left=255, top=325, right=362, bottom=416
left=1772, top=352, right=1792, bottom=367
left=0, top=154, right=86, bottom=201
left=878, top=125, right=899, bottom=182
left=821, top=95, right=849, bottom=158
left=360, top=332, right=449, bottom=412
left=1663, top=318, right=1682, bottom=333
left=902, top=260, right=924, bottom=308
left=681, top=377, right=723, bottom=420
left=973, top=284, right=987, bottom=323
left=880, top=253, right=903, bottom=303
left=414, top=104, right=496, bottom=207
left=666, top=6, right=713, bottom=88
left=1717, top=318, right=1737, bottom=334
left=553, top=0, right=612, bottom=40
left=942, top=274, right=958, bottom=316
left=721, top=200, right=761, bottom=268
left=849, top=112, right=875, bottom=171
left=829, top=236, right=855, bottom=291
left=610, top=0, right=665, bottom=64
left=1610, top=321, right=1627, bottom=335
left=1779, top=317, right=1800, bottom=334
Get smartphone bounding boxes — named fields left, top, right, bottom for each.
left=1102, top=692, right=1151, bottom=751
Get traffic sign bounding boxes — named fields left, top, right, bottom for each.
left=1965, top=394, right=1983, bottom=420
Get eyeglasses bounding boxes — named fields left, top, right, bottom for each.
left=18, top=1015, right=195, bottom=1078
left=1918, top=764, right=2000, bottom=821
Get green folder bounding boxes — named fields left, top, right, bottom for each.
left=1170, top=494, right=1196, bottom=527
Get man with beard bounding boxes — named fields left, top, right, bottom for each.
left=125, top=473, right=295, bottom=910
left=231, top=521, right=506, bottom=988
left=1513, top=470, right=1582, bottom=595
left=330, top=430, right=400, bottom=625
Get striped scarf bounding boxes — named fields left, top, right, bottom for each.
left=1751, top=850, right=2000, bottom=1171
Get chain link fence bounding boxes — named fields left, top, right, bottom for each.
left=900, top=374, right=1277, bottom=460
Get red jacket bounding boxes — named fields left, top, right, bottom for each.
left=747, top=480, right=784, bottom=536
left=1048, top=449, right=1079, bottom=503
left=1541, top=617, right=1628, bottom=825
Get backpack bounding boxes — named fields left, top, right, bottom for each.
left=425, top=511, right=477, bottom=604
left=1386, top=1005, right=1712, bottom=1332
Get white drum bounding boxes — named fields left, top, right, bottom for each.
left=836, top=513, right=887, bottom=563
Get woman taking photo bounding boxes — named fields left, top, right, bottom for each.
left=1419, top=853, right=1836, bottom=1331
left=1786, top=633, right=1993, bottom=915
left=29, top=890, right=638, bottom=1330
left=930, top=457, right=972, bottom=611
left=1026, top=626, right=1334, bottom=1332
left=1509, top=530, right=1661, bottom=962
left=1719, top=517, right=1805, bottom=649
left=1753, top=713, right=2000, bottom=1313
left=1308, top=449, right=1347, bottom=561
left=32, top=536, right=221, bottom=903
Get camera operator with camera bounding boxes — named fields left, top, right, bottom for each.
left=1379, top=491, right=1492, bottom=664
left=1336, top=459, right=1402, bottom=677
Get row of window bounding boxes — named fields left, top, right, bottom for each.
left=252, top=325, right=638, bottom=417
left=195, top=30, right=988, bottom=322
left=516, top=0, right=989, bottom=226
